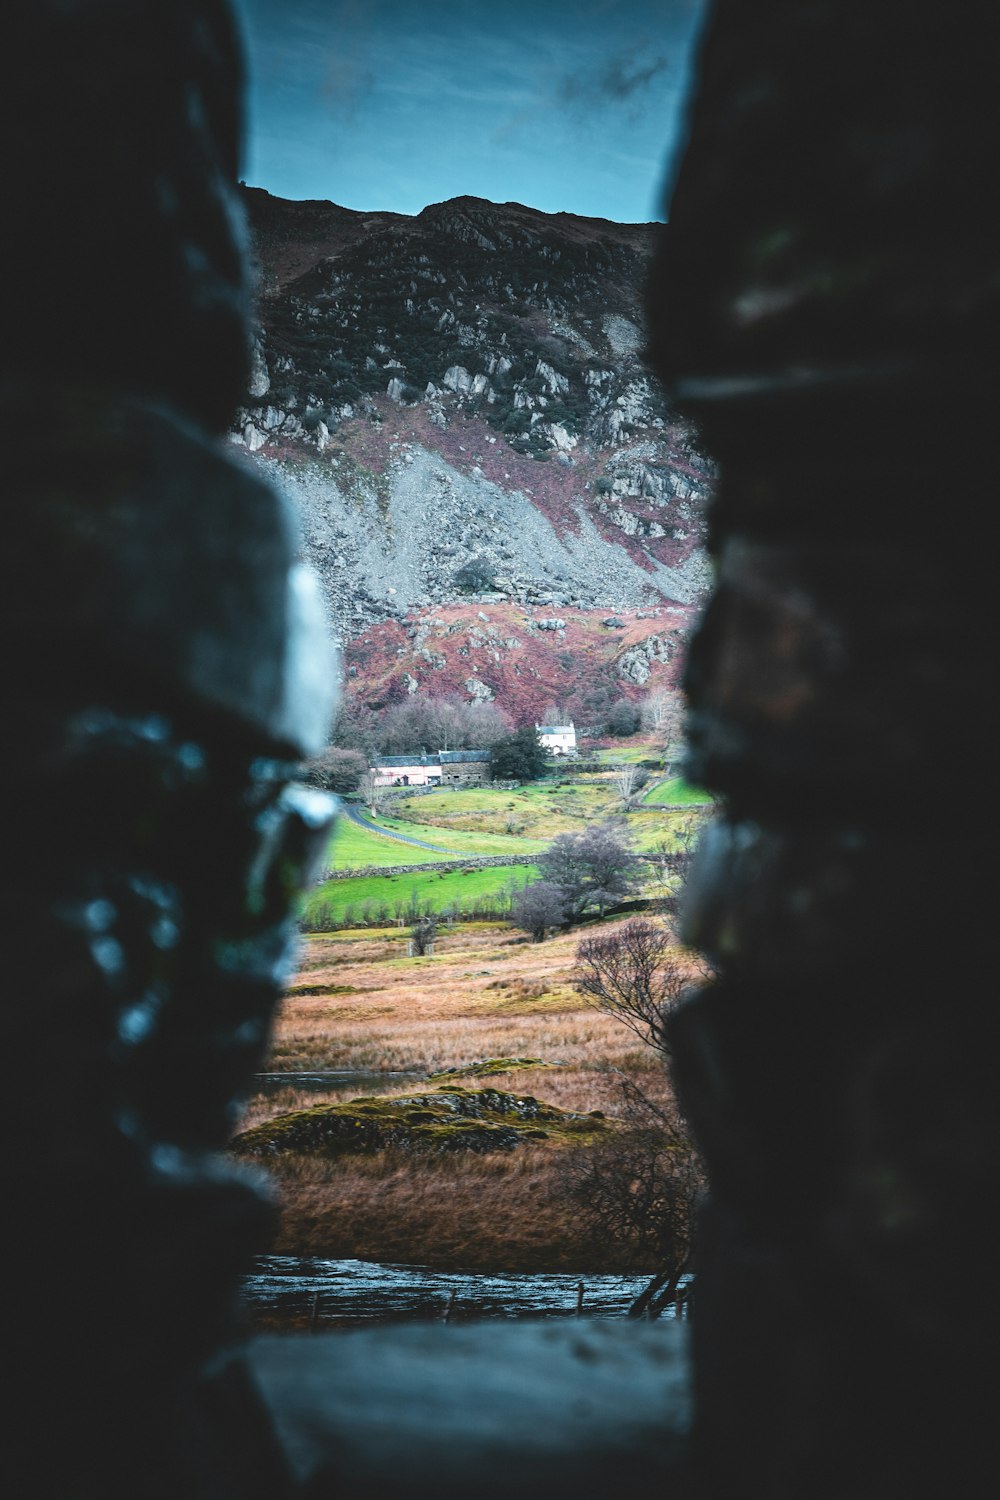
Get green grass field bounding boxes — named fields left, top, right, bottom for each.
left=393, top=777, right=711, bottom=836
left=304, top=770, right=715, bottom=929
left=327, top=811, right=546, bottom=870
left=590, top=745, right=659, bottom=764
left=642, top=777, right=713, bottom=806
left=628, top=814, right=707, bottom=854
left=302, top=862, right=539, bottom=927
left=372, top=813, right=546, bottom=857
left=392, top=779, right=626, bottom=838
left=326, top=818, right=455, bottom=868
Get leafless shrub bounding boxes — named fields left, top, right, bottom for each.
left=574, top=917, right=710, bottom=1059
left=571, top=918, right=714, bottom=1315
left=409, top=916, right=437, bottom=956
left=510, top=880, right=567, bottom=942
left=559, top=1075, right=705, bottom=1315
left=301, top=746, right=368, bottom=794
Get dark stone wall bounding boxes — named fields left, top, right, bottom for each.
left=647, top=3, right=999, bottom=1495
left=1, top=4, right=336, bottom=1495
left=3, top=1, right=998, bottom=1494
left=4, top=1, right=252, bottom=433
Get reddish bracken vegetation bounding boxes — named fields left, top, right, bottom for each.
left=343, top=601, right=695, bottom=726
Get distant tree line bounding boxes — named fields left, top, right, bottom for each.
left=306, top=680, right=689, bottom=793
left=324, top=680, right=688, bottom=763
left=304, top=706, right=552, bottom=793
left=315, top=693, right=514, bottom=772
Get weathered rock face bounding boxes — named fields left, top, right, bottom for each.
left=615, top=632, right=676, bottom=685
left=247, top=440, right=711, bottom=645
left=227, top=188, right=716, bottom=643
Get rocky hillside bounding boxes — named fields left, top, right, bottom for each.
left=341, top=600, right=694, bottom=728
left=229, top=188, right=715, bottom=723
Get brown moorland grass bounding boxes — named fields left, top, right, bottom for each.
left=236, top=918, right=703, bottom=1273
left=257, top=1149, right=655, bottom=1273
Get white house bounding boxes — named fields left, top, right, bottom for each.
left=535, top=722, right=577, bottom=756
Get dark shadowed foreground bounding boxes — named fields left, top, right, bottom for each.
left=3, top=1, right=997, bottom=1497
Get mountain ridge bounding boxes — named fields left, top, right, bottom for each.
left=230, top=188, right=714, bottom=727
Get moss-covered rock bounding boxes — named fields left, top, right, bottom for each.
left=230, top=1086, right=603, bottom=1159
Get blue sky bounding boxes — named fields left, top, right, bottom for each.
left=233, top=0, right=708, bottom=223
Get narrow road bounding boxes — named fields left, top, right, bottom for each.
left=342, top=802, right=455, bottom=853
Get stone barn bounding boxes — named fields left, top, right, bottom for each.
left=372, top=749, right=491, bottom=787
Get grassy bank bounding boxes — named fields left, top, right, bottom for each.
left=590, top=745, right=659, bottom=764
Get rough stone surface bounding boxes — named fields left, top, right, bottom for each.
left=248, top=444, right=710, bottom=639
left=648, top=2, right=1000, bottom=1496
left=2, top=5, right=336, bottom=1496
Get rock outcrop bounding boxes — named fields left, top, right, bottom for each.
left=229, top=189, right=716, bottom=651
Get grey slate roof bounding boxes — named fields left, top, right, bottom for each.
left=374, top=750, right=491, bottom=768
left=375, top=754, right=442, bottom=768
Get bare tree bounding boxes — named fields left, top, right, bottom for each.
left=575, top=918, right=708, bottom=1056
left=571, top=918, right=713, bottom=1317
left=329, top=697, right=380, bottom=758
left=536, top=820, right=637, bottom=920
left=649, top=834, right=679, bottom=890
left=613, top=764, right=650, bottom=811
left=675, top=809, right=710, bottom=869
left=358, top=770, right=391, bottom=817
left=377, top=694, right=512, bottom=755
left=614, top=764, right=638, bottom=810
left=642, top=691, right=685, bottom=772
left=301, top=746, right=368, bottom=794
left=641, top=689, right=674, bottom=735
left=510, top=880, right=567, bottom=942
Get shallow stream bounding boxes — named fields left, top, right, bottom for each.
left=241, top=1256, right=687, bottom=1327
